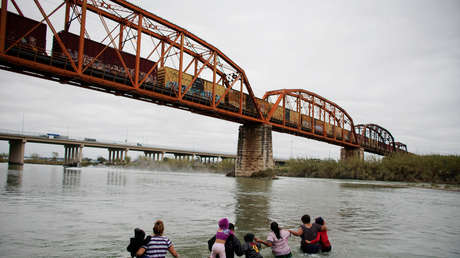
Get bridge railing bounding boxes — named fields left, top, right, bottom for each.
left=0, top=128, right=237, bottom=156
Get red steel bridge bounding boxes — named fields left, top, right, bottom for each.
left=0, top=0, right=407, bottom=160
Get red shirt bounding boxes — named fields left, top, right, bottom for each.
left=310, top=231, right=330, bottom=247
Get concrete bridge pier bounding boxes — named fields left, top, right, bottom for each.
left=64, top=144, right=83, bottom=167
left=340, top=147, right=364, bottom=161
left=144, top=151, right=164, bottom=161
left=108, top=148, right=128, bottom=164
left=8, top=139, right=26, bottom=169
left=235, top=124, right=274, bottom=177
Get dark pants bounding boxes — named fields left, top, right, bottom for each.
left=322, top=245, right=332, bottom=252
left=301, top=243, right=320, bottom=254
left=275, top=252, right=292, bottom=258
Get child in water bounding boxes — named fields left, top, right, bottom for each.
left=307, top=217, right=331, bottom=252
left=126, top=228, right=151, bottom=258
left=242, top=233, right=263, bottom=258
left=211, top=218, right=233, bottom=258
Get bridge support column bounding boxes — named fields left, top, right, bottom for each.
left=108, top=148, right=127, bottom=164
left=8, top=139, right=26, bottom=169
left=235, top=124, right=274, bottom=177
left=64, top=144, right=83, bottom=167
left=340, top=147, right=364, bottom=161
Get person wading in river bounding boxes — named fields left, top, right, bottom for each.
left=289, top=214, right=325, bottom=254
left=136, top=220, right=179, bottom=258
left=208, top=223, right=243, bottom=258
left=210, top=218, right=233, bottom=258
left=307, top=217, right=331, bottom=252
left=255, top=221, right=293, bottom=258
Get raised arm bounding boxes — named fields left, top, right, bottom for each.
left=320, top=224, right=328, bottom=232
left=289, top=227, right=303, bottom=237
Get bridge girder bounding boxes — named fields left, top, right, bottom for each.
left=356, top=123, right=396, bottom=154
left=0, top=0, right=407, bottom=154
left=262, top=89, right=359, bottom=146
left=0, top=0, right=264, bottom=122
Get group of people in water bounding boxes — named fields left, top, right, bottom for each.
left=127, top=214, right=331, bottom=258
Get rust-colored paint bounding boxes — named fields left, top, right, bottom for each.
left=0, top=0, right=7, bottom=53
left=11, top=0, right=22, bottom=17
left=135, top=13, right=142, bottom=88
left=0, top=0, right=404, bottom=155
left=77, top=0, right=86, bottom=73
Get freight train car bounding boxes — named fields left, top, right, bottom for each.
left=2, top=11, right=47, bottom=52
left=51, top=31, right=157, bottom=85
left=157, top=66, right=224, bottom=104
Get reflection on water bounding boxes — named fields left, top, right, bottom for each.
left=62, top=168, right=81, bottom=187
left=107, top=170, right=127, bottom=186
left=0, top=164, right=459, bottom=258
left=6, top=170, right=22, bottom=190
left=234, top=178, right=272, bottom=235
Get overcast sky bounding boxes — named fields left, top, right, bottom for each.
left=1, top=0, right=459, bottom=160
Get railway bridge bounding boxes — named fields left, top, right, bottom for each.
left=0, top=0, right=407, bottom=176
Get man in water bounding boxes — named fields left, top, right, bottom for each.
left=208, top=223, right=243, bottom=258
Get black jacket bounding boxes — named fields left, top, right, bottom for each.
left=208, top=234, right=243, bottom=258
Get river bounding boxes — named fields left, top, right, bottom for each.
left=0, top=164, right=459, bottom=257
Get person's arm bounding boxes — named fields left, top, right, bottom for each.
left=241, top=242, right=248, bottom=254
left=208, top=236, right=216, bottom=252
left=254, top=237, right=272, bottom=247
left=135, top=247, right=146, bottom=257
left=232, top=236, right=244, bottom=256
left=306, top=232, right=320, bottom=244
left=168, top=245, right=179, bottom=257
left=289, top=227, right=303, bottom=236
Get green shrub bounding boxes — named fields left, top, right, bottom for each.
left=278, top=153, right=460, bottom=185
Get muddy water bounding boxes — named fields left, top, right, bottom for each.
left=0, top=164, right=459, bottom=257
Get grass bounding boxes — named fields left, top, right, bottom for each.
left=274, top=153, right=460, bottom=185
left=125, top=156, right=235, bottom=174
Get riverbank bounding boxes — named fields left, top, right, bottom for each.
left=273, top=153, right=460, bottom=186
left=124, top=156, right=235, bottom=174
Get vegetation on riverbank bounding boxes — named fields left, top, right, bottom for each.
left=274, top=153, right=460, bottom=185
left=125, top=156, right=235, bottom=174
left=3, top=151, right=459, bottom=187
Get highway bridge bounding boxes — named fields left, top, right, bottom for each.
left=0, top=0, right=407, bottom=175
left=0, top=129, right=286, bottom=167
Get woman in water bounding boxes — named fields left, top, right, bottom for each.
left=255, top=221, right=293, bottom=258
left=136, top=220, right=179, bottom=258
left=306, top=217, right=331, bottom=252
left=210, top=218, right=233, bottom=258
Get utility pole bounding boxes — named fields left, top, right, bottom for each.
left=21, top=113, right=24, bottom=134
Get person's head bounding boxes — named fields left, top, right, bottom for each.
left=134, top=228, right=145, bottom=241
left=229, top=223, right=235, bottom=231
left=244, top=233, right=255, bottom=243
left=153, top=220, right=164, bottom=235
left=271, top=221, right=281, bottom=239
left=315, top=217, right=324, bottom=225
left=218, top=218, right=229, bottom=230
left=301, top=214, right=311, bottom=224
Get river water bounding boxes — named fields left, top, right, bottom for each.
left=0, top=164, right=459, bottom=258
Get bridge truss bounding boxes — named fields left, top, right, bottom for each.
left=0, top=0, right=406, bottom=155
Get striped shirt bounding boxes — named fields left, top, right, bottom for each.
left=142, top=235, right=173, bottom=258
